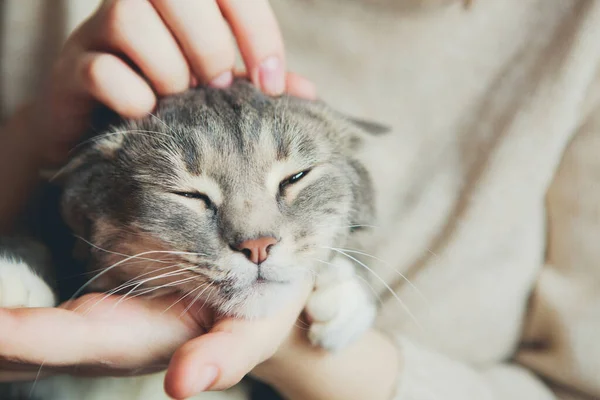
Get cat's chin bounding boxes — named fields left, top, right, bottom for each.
left=217, top=280, right=304, bottom=319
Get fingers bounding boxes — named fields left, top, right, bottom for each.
left=75, top=0, right=308, bottom=102
left=286, top=72, right=318, bottom=100
left=218, top=0, right=286, bottom=95
left=0, top=306, right=96, bottom=367
left=233, top=69, right=317, bottom=100
left=0, top=294, right=202, bottom=372
left=37, top=0, right=316, bottom=165
left=150, top=0, right=235, bottom=87
left=77, top=52, right=156, bottom=118
left=92, top=0, right=191, bottom=95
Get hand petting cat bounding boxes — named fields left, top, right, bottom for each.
left=30, top=0, right=317, bottom=167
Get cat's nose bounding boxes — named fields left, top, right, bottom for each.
left=233, top=236, right=278, bottom=264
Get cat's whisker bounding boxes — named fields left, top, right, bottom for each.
left=146, top=111, right=177, bottom=136
left=162, top=283, right=210, bottom=314
left=356, top=272, right=384, bottom=307
left=323, top=247, right=422, bottom=330
left=73, top=235, right=186, bottom=265
left=325, top=246, right=427, bottom=303
left=180, top=282, right=215, bottom=318
left=81, top=273, right=199, bottom=314
left=78, top=262, right=185, bottom=301
left=75, top=235, right=208, bottom=260
left=123, top=278, right=195, bottom=299
left=111, top=267, right=197, bottom=308
left=72, top=250, right=209, bottom=300
left=113, top=263, right=196, bottom=287
left=200, top=285, right=218, bottom=313
left=61, top=260, right=167, bottom=279
left=72, top=263, right=198, bottom=313
left=28, top=361, right=46, bottom=398
left=123, top=276, right=201, bottom=302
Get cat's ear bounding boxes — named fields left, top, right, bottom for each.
left=334, top=113, right=390, bottom=152
left=43, top=151, right=100, bottom=250
left=346, top=117, right=391, bottom=136
left=41, top=155, right=86, bottom=186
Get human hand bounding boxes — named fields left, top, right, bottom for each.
left=31, top=0, right=316, bottom=166
left=0, top=280, right=312, bottom=399
left=164, top=281, right=312, bottom=398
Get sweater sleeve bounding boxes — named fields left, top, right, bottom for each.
left=393, top=336, right=556, bottom=400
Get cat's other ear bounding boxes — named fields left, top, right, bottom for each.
left=346, top=117, right=391, bottom=136
left=335, top=113, right=391, bottom=152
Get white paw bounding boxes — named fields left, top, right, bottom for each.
left=306, top=257, right=376, bottom=351
left=0, top=258, right=56, bottom=308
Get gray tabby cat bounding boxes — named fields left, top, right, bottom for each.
left=0, top=79, right=382, bottom=397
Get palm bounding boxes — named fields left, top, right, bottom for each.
left=0, top=292, right=209, bottom=379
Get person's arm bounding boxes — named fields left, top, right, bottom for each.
left=0, top=104, right=42, bottom=233
left=251, top=325, right=558, bottom=400
left=253, top=328, right=399, bottom=400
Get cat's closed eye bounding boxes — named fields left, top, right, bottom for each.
left=173, top=191, right=214, bottom=208
left=279, top=169, right=312, bottom=192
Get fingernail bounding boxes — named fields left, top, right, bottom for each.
left=193, top=365, right=219, bottom=393
left=209, top=71, right=233, bottom=88
left=259, top=56, right=285, bottom=96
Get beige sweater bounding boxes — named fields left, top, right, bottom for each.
left=2, top=1, right=600, bottom=399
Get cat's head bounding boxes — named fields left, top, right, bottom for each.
left=59, top=79, right=383, bottom=317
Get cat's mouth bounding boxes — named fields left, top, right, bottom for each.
left=255, top=267, right=290, bottom=285
left=252, top=276, right=289, bottom=286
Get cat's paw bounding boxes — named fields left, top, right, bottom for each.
left=0, top=258, right=56, bottom=308
left=306, top=258, right=376, bottom=351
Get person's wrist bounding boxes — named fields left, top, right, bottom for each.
left=250, top=320, right=309, bottom=384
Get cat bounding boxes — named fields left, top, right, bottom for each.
left=0, top=79, right=384, bottom=398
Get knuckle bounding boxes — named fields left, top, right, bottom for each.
left=104, top=0, right=134, bottom=25
left=102, top=0, right=146, bottom=40
left=80, top=54, right=106, bottom=91
left=221, top=373, right=245, bottom=390
left=154, top=66, right=189, bottom=95
left=193, top=46, right=236, bottom=79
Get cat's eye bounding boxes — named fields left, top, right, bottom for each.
left=173, top=191, right=213, bottom=208
left=279, top=169, right=312, bottom=191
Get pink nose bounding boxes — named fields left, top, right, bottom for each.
left=235, top=237, right=278, bottom=264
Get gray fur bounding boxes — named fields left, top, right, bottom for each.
left=59, top=79, right=379, bottom=318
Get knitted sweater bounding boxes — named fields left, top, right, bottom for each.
left=2, top=1, right=599, bottom=399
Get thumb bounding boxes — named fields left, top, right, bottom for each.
left=164, top=281, right=312, bottom=399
